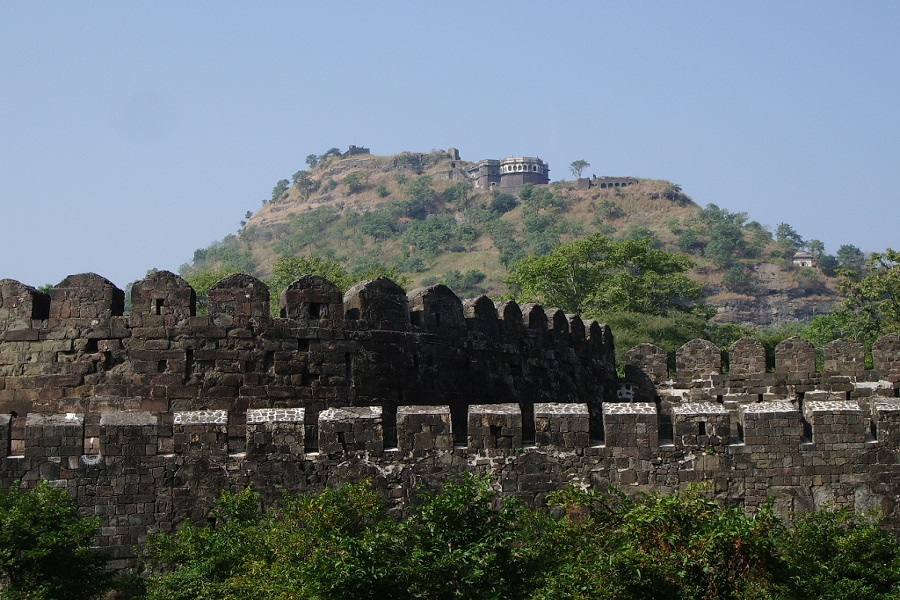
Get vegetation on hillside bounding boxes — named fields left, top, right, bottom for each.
left=177, top=146, right=888, bottom=363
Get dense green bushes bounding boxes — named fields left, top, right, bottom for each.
left=0, top=482, right=110, bottom=599
left=3, top=477, right=900, bottom=599
left=138, top=477, right=900, bottom=600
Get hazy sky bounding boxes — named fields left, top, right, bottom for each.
left=1, top=2, right=897, bottom=290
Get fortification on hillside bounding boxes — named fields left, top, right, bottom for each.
left=1, top=272, right=900, bottom=567
left=467, top=156, right=550, bottom=193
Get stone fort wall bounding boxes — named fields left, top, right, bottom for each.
left=1, top=272, right=900, bottom=566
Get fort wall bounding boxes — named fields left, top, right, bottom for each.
left=1, top=272, right=900, bottom=566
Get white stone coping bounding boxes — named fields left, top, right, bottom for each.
left=534, top=402, right=589, bottom=416
left=804, top=400, right=862, bottom=413
left=247, top=408, right=304, bottom=424
left=468, top=403, right=521, bottom=415
left=174, top=410, right=227, bottom=425
left=397, top=405, right=451, bottom=416
left=25, top=413, right=84, bottom=426
left=673, top=402, right=728, bottom=415
left=100, top=412, right=158, bottom=426
left=603, top=402, right=657, bottom=415
left=741, top=401, right=796, bottom=414
left=319, top=406, right=382, bottom=421
left=874, top=399, right=900, bottom=412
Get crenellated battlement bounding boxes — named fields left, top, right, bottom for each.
left=4, top=396, right=893, bottom=461
left=3, top=271, right=900, bottom=567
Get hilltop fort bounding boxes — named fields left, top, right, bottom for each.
left=0, top=272, right=898, bottom=567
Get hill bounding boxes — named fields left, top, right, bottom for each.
left=181, top=147, right=844, bottom=329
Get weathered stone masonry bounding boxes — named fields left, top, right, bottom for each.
left=1, top=271, right=900, bottom=566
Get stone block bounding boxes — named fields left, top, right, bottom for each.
left=318, top=406, right=383, bottom=454
left=803, top=400, right=867, bottom=445
left=603, top=402, right=658, bottom=449
left=100, top=412, right=159, bottom=457
left=739, top=401, right=800, bottom=446
left=172, top=410, right=228, bottom=456
left=672, top=402, right=729, bottom=448
left=397, top=405, right=452, bottom=453
left=467, top=404, right=522, bottom=452
left=534, top=402, right=589, bottom=449
left=25, top=412, right=84, bottom=458
left=246, top=407, right=305, bottom=456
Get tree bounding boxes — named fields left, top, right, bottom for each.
left=806, top=239, right=826, bottom=260
left=0, top=482, right=110, bottom=599
left=506, top=234, right=706, bottom=317
left=292, top=170, right=319, bottom=200
left=837, top=243, right=866, bottom=275
left=779, top=508, right=900, bottom=599
left=271, top=179, right=290, bottom=202
left=443, top=182, right=470, bottom=208
left=722, top=263, right=755, bottom=294
left=819, top=254, right=840, bottom=277
left=269, top=255, right=353, bottom=294
left=183, top=267, right=241, bottom=314
left=142, top=476, right=544, bottom=600
left=775, top=222, right=804, bottom=255
left=305, top=153, right=320, bottom=168
left=824, top=248, right=900, bottom=344
left=489, top=192, right=518, bottom=214
left=342, top=172, right=363, bottom=194
left=569, top=159, right=590, bottom=179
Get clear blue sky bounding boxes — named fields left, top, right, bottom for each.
left=1, top=2, right=898, bottom=289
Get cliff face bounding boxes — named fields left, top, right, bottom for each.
left=713, top=293, right=838, bottom=328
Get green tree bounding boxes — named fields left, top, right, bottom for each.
left=271, top=179, right=290, bottom=202
left=292, top=170, right=319, bottom=200
left=722, top=263, right=755, bottom=294
left=824, top=248, right=900, bottom=344
left=779, top=508, right=900, bottom=599
left=533, top=484, right=785, bottom=600
left=183, top=267, right=241, bottom=314
left=489, top=192, right=518, bottom=214
left=269, top=255, right=353, bottom=294
left=819, top=254, right=840, bottom=277
left=305, top=153, right=320, bottom=168
left=507, top=234, right=706, bottom=317
left=359, top=209, right=397, bottom=241
left=403, top=176, right=436, bottom=204
left=0, top=482, right=110, bottom=599
left=775, top=222, right=804, bottom=256
left=400, top=474, right=544, bottom=600
left=342, top=172, right=363, bottom=194
left=806, top=239, right=826, bottom=260
left=443, top=182, right=471, bottom=208
left=837, top=244, right=866, bottom=275
left=569, top=159, right=590, bottom=178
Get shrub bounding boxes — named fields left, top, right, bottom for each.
left=0, top=482, right=110, bottom=599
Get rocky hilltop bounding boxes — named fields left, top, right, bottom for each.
left=184, top=146, right=841, bottom=329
